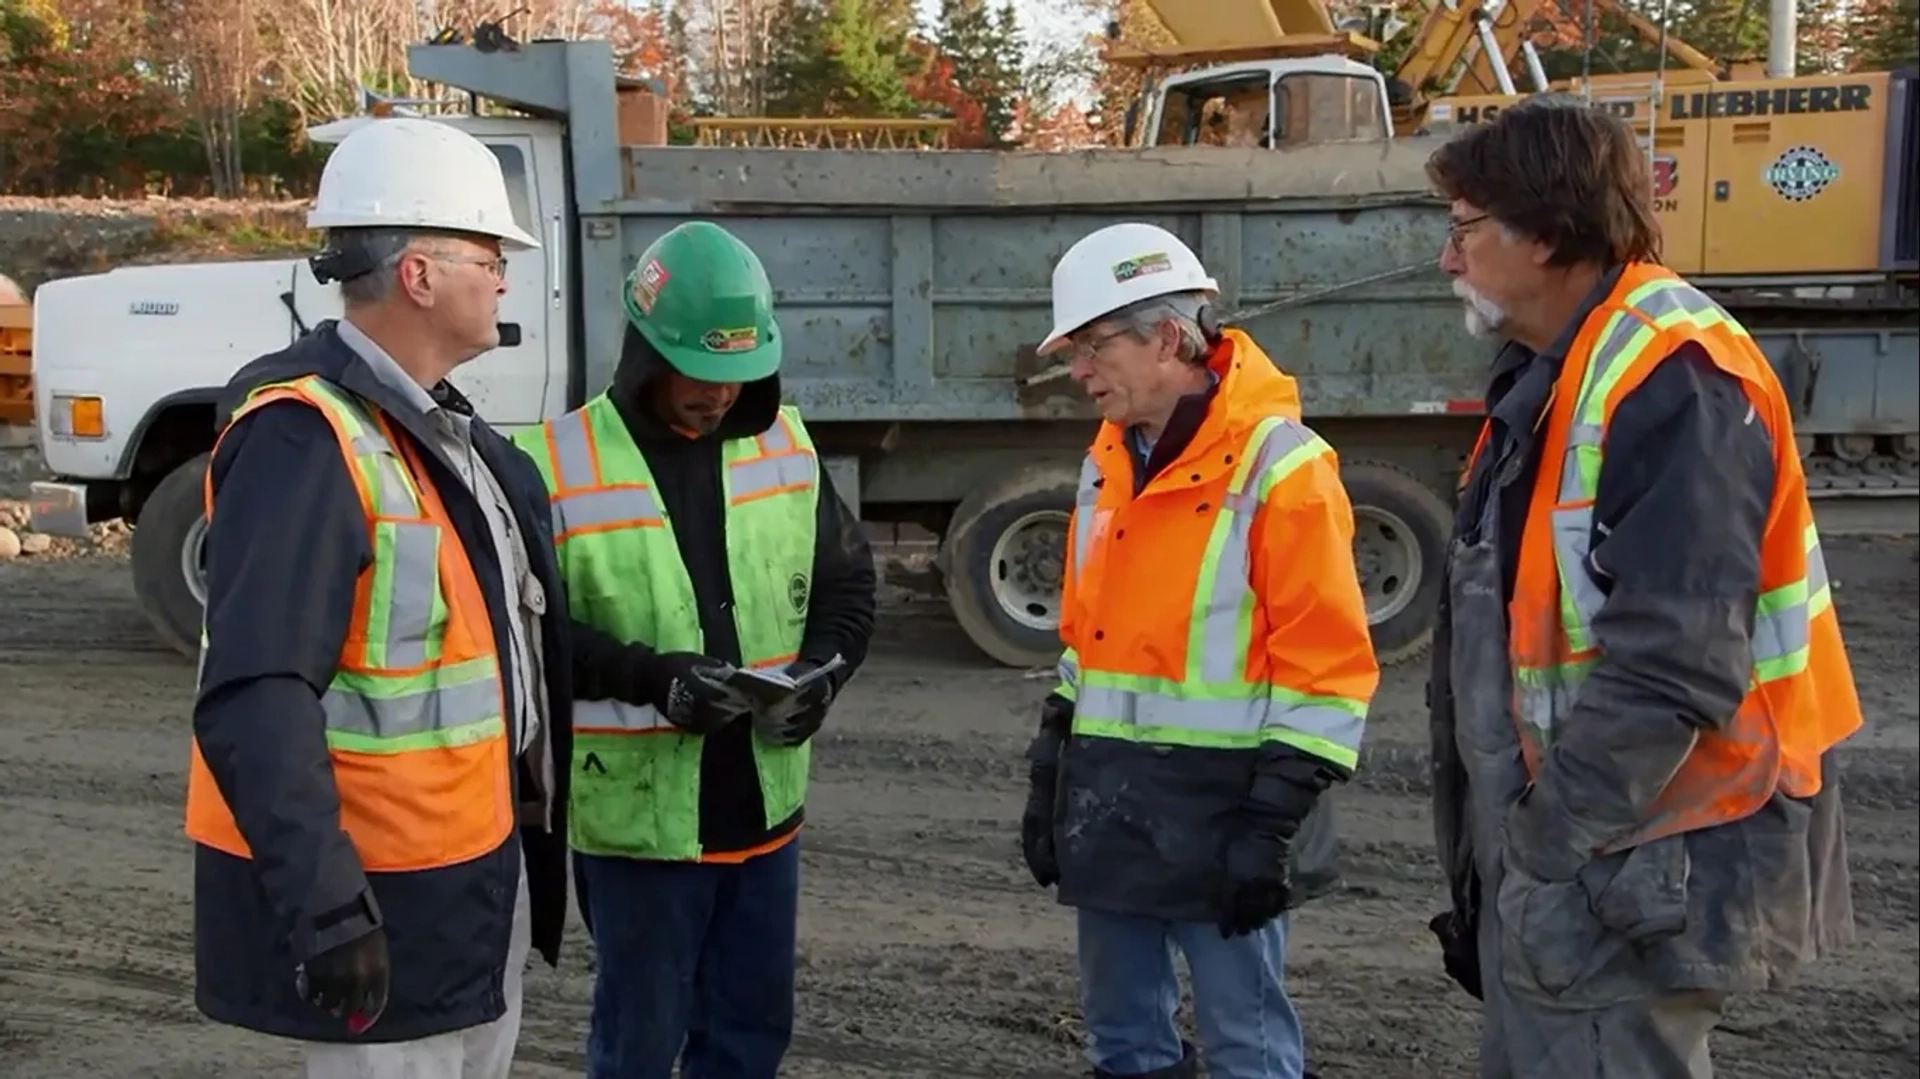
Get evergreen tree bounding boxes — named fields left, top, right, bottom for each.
left=932, top=0, right=1026, bottom=146
left=765, top=0, right=920, bottom=118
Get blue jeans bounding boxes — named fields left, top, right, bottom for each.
left=1076, top=908, right=1305, bottom=1079
left=577, top=839, right=801, bottom=1079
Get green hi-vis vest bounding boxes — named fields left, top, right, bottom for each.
left=512, top=394, right=820, bottom=861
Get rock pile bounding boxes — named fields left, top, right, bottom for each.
left=0, top=499, right=131, bottom=560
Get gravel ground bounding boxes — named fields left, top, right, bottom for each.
left=0, top=539, right=1914, bottom=1079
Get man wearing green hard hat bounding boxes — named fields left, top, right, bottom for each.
left=511, top=220, right=877, bottom=1078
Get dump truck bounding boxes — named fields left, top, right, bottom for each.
left=25, top=38, right=1920, bottom=671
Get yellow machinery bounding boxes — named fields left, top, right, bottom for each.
left=1434, top=67, right=1917, bottom=277
left=1107, top=0, right=1919, bottom=281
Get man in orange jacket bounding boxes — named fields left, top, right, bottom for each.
left=1423, top=97, right=1862, bottom=1078
left=1018, top=223, right=1379, bottom=1079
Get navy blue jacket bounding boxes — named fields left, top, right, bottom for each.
left=192, top=322, right=574, bottom=1043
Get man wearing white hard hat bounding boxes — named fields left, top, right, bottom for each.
left=186, top=115, right=576, bottom=1078
left=1018, top=222, right=1378, bottom=1079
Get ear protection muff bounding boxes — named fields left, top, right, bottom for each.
left=309, top=245, right=383, bottom=286
left=1195, top=302, right=1226, bottom=345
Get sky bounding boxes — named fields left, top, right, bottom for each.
left=912, top=0, right=1104, bottom=60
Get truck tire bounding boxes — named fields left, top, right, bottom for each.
left=940, top=463, right=1079, bottom=669
left=132, top=453, right=210, bottom=660
left=1341, top=458, right=1454, bottom=667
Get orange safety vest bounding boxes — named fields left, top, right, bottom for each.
left=1500, top=262, right=1863, bottom=852
left=1054, top=329, right=1377, bottom=772
left=183, top=375, right=515, bottom=873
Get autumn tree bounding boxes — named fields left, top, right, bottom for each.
left=1848, top=0, right=1919, bottom=70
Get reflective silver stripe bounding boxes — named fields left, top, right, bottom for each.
left=575, top=697, right=674, bottom=733
left=322, top=677, right=505, bottom=739
left=552, top=410, right=598, bottom=490
left=377, top=522, right=442, bottom=670
left=554, top=487, right=666, bottom=535
left=730, top=451, right=817, bottom=501
left=1078, top=683, right=1263, bottom=733
left=574, top=658, right=794, bottom=734
left=1192, top=416, right=1315, bottom=686
left=543, top=406, right=666, bottom=535
left=760, top=416, right=797, bottom=453
left=1055, top=646, right=1080, bottom=701
left=1068, top=454, right=1101, bottom=580
left=1073, top=683, right=1367, bottom=753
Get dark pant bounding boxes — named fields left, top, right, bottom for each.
left=577, top=838, right=801, bottom=1079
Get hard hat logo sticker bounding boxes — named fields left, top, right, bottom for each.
left=1111, top=252, right=1173, bottom=283
left=702, top=327, right=759, bottom=353
left=632, top=258, right=670, bottom=314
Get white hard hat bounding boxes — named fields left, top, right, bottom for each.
left=306, top=118, right=540, bottom=249
left=1037, top=223, right=1217, bottom=356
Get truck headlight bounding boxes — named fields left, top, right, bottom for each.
left=49, top=394, right=106, bottom=439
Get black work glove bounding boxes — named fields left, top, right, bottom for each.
left=753, top=659, right=837, bottom=747
left=646, top=651, right=753, bottom=735
left=1427, top=906, right=1484, bottom=1000
left=298, top=925, right=390, bottom=1034
left=1020, top=695, right=1072, bottom=889
left=1219, top=744, right=1337, bottom=938
left=1021, top=758, right=1061, bottom=888
left=1219, top=835, right=1293, bottom=937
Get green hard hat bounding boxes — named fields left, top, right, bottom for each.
left=623, top=221, right=783, bottom=383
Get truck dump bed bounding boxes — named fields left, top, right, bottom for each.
left=609, top=141, right=1471, bottom=423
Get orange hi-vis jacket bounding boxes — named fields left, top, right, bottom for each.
left=185, top=375, right=516, bottom=872
left=1048, top=329, right=1379, bottom=921
left=1502, top=261, right=1863, bottom=852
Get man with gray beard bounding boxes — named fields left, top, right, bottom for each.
left=1419, top=97, right=1863, bottom=1078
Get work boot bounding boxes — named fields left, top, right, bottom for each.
left=1091, top=1040, right=1199, bottom=1079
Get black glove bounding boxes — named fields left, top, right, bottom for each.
left=1427, top=907, right=1484, bottom=1000
left=1021, top=759, right=1061, bottom=888
left=1218, top=835, right=1293, bottom=937
left=647, top=651, right=753, bottom=735
left=1219, top=745, right=1336, bottom=937
left=298, top=925, right=390, bottom=1033
left=753, top=659, right=837, bottom=747
left=1020, top=695, right=1072, bottom=889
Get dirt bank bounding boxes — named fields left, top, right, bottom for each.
left=0, top=541, right=1914, bottom=1078
left=0, top=196, right=310, bottom=293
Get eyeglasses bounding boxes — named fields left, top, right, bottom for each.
left=1065, top=327, right=1133, bottom=363
left=1447, top=213, right=1490, bottom=255
left=429, top=254, right=509, bottom=279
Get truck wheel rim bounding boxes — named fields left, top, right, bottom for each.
left=1352, top=505, right=1422, bottom=625
left=987, top=509, right=1070, bottom=633
left=183, top=516, right=209, bottom=606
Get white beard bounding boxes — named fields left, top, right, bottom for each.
left=1454, top=279, right=1509, bottom=340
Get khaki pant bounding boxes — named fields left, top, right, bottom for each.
left=304, top=859, right=531, bottom=1079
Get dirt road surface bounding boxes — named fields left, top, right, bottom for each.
left=2, top=540, right=1915, bottom=1079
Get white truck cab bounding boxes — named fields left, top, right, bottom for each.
left=1139, top=56, right=1396, bottom=149
left=27, top=113, right=573, bottom=655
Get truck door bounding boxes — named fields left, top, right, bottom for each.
left=468, top=134, right=559, bottom=427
